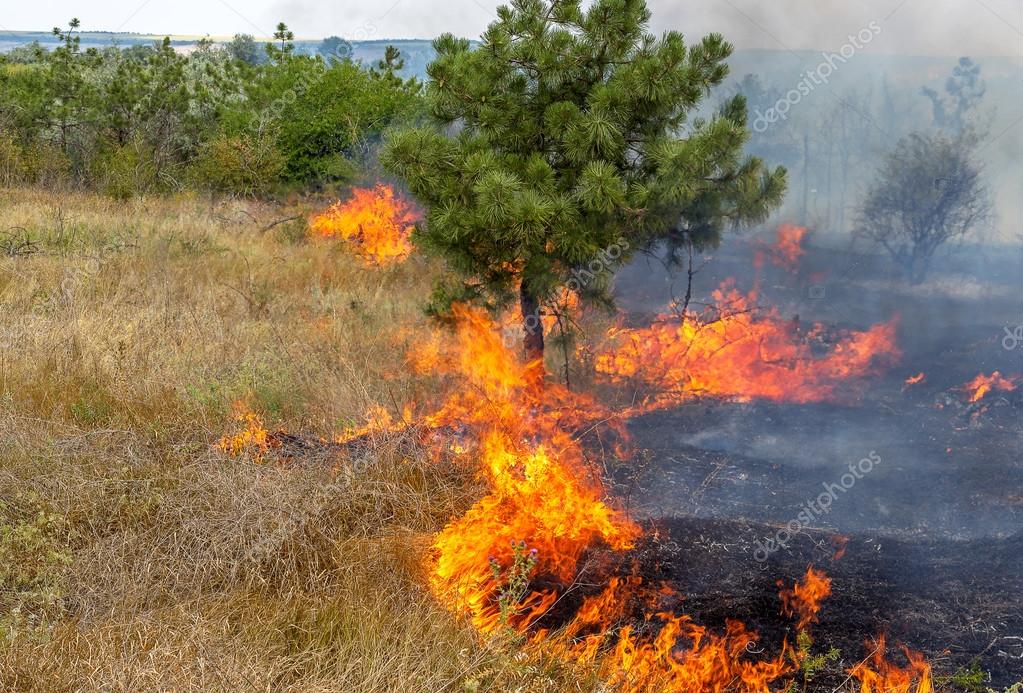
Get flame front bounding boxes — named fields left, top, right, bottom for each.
left=217, top=406, right=275, bottom=461
left=596, top=283, right=900, bottom=410
left=309, top=184, right=419, bottom=264
left=215, top=219, right=933, bottom=690
left=961, top=371, right=1018, bottom=403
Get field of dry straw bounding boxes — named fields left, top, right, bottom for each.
left=0, top=188, right=591, bottom=691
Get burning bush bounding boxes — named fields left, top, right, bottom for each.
left=310, top=184, right=419, bottom=265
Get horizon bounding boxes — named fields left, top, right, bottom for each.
left=3, top=0, right=1023, bottom=57
left=5, top=29, right=1023, bottom=61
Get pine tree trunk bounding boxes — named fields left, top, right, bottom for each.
left=519, top=282, right=545, bottom=365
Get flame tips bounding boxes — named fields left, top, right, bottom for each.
left=779, top=566, right=832, bottom=631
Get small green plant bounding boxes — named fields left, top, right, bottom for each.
left=488, top=540, right=540, bottom=630
left=786, top=631, right=840, bottom=693
left=934, top=659, right=987, bottom=691
left=0, top=493, right=73, bottom=638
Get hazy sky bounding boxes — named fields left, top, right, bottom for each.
left=4, top=0, right=1023, bottom=56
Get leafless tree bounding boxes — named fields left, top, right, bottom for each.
left=855, top=132, right=991, bottom=284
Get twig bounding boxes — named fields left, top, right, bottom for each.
left=260, top=215, right=302, bottom=233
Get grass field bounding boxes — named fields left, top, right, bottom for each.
left=0, top=188, right=589, bottom=691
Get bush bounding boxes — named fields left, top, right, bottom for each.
left=0, top=132, right=28, bottom=186
left=190, top=132, right=286, bottom=196
left=92, top=139, right=162, bottom=200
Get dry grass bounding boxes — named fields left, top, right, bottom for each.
left=0, top=188, right=585, bottom=692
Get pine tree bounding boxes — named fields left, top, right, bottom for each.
left=267, top=23, right=295, bottom=62
left=382, top=0, right=786, bottom=365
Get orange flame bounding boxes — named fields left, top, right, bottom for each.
left=423, top=305, right=640, bottom=632
left=904, top=373, right=926, bottom=386
left=961, top=371, right=1018, bottom=403
left=309, top=184, right=419, bottom=264
left=850, top=635, right=933, bottom=693
left=772, top=224, right=808, bottom=270
left=414, top=306, right=801, bottom=689
left=596, top=282, right=900, bottom=410
left=550, top=578, right=792, bottom=691
left=754, top=224, right=807, bottom=273
left=779, top=566, right=832, bottom=630
left=217, top=406, right=276, bottom=462
left=216, top=233, right=919, bottom=690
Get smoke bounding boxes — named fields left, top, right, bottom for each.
left=646, top=0, right=1023, bottom=58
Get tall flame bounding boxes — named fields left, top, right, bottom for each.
left=309, top=184, right=419, bottom=264
left=215, top=218, right=929, bottom=690
left=756, top=224, right=808, bottom=272
left=779, top=566, right=832, bottom=630
left=422, top=305, right=640, bottom=632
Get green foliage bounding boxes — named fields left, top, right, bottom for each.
left=92, top=138, right=161, bottom=200
left=319, top=36, right=354, bottom=64
left=382, top=0, right=786, bottom=356
left=0, top=493, right=72, bottom=619
left=267, top=22, right=296, bottom=63
left=231, top=57, right=421, bottom=185
left=934, top=659, right=987, bottom=692
left=786, top=631, right=840, bottom=692
left=190, top=132, right=286, bottom=195
left=488, top=540, right=540, bottom=629
left=0, top=18, right=424, bottom=197
left=227, top=34, right=267, bottom=66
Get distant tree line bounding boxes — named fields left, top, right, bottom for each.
left=0, top=20, right=422, bottom=197
left=733, top=57, right=993, bottom=282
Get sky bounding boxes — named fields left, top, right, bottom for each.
left=4, top=0, right=1023, bottom=56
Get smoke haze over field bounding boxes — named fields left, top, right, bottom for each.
left=6, top=0, right=1023, bottom=57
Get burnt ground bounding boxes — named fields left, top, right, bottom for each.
left=614, top=518, right=1023, bottom=690
left=597, top=236, right=1023, bottom=688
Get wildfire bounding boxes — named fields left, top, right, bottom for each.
left=772, top=224, right=808, bottom=270
left=421, top=305, right=640, bottom=632
left=596, top=282, right=900, bottom=410
left=754, top=224, right=807, bottom=273
left=217, top=406, right=276, bottom=462
left=333, top=403, right=413, bottom=444
left=779, top=566, right=832, bottom=630
left=961, top=371, right=1018, bottom=403
left=309, top=184, right=419, bottom=264
left=213, top=218, right=933, bottom=691
left=410, top=305, right=804, bottom=690
left=549, top=578, right=792, bottom=691
left=904, top=373, right=926, bottom=386
left=849, top=635, right=933, bottom=693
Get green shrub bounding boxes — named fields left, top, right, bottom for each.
left=190, top=133, right=286, bottom=196
left=93, top=140, right=162, bottom=200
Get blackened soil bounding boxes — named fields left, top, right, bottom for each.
left=648, top=516, right=1022, bottom=689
